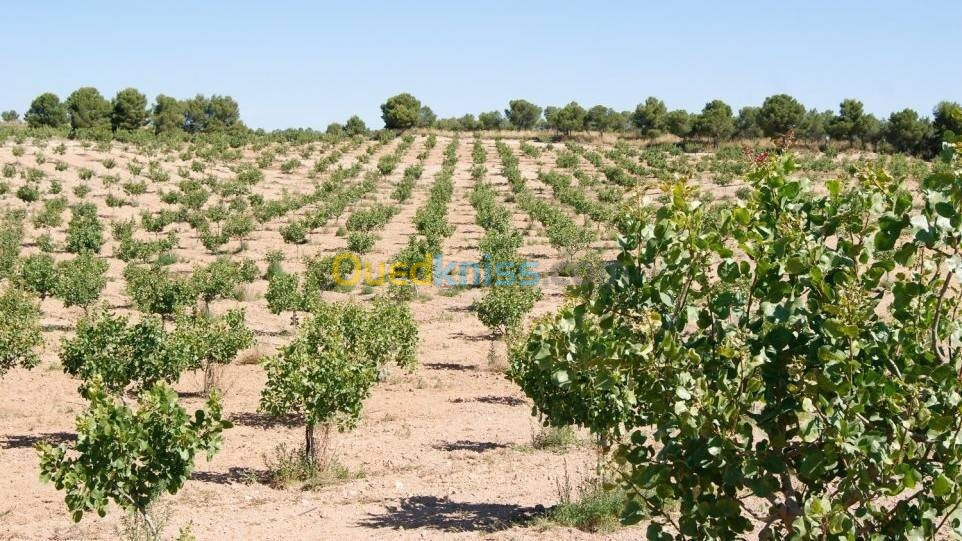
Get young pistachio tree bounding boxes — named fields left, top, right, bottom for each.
left=37, top=382, right=230, bottom=537
left=476, top=283, right=541, bottom=337
left=19, top=253, right=59, bottom=300
left=509, top=143, right=962, bottom=538
left=265, top=266, right=307, bottom=326
left=123, top=263, right=194, bottom=319
left=65, top=203, right=104, bottom=254
left=190, top=257, right=256, bottom=313
left=54, top=253, right=108, bottom=315
left=0, top=285, right=44, bottom=377
left=60, top=311, right=186, bottom=397
left=169, top=308, right=254, bottom=394
left=0, top=212, right=25, bottom=280
left=474, top=230, right=542, bottom=361
left=259, top=299, right=418, bottom=465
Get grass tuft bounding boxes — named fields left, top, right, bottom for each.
left=263, top=443, right=363, bottom=490
left=536, top=470, right=626, bottom=533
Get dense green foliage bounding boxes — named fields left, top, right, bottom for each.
left=260, top=298, right=418, bottom=462
left=25, top=92, right=68, bottom=128
left=111, top=88, right=149, bottom=131
left=65, top=203, right=104, bottom=254
left=693, top=100, right=735, bottom=143
left=65, top=87, right=112, bottom=131
left=0, top=285, right=44, bottom=376
left=380, top=93, right=421, bottom=130
left=61, top=311, right=184, bottom=395
left=37, top=383, right=229, bottom=531
left=19, top=253, right=59, bottom=299
left=632, top=97, right=668, bottom=138
left=61, top=307, right=253, bottom=396
left=9, top=89, right=959, bottom=157
left=54, top=254, right=108, bottom=312
left=548, top=102, right=588, bottom=136
left=758, top=93, right=806, bottom=137
left=511, top=141, right=962, bottom=538
left=505, top=99, right=543, bottom=129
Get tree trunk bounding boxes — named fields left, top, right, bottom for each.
left=305, top=422, right=317, bottom=465
left=140, top=508, right=158, bottom=539
left=203, top=363, right=216, bottom=395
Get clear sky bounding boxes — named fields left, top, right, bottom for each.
left=1, top=1, right=959, bottom=130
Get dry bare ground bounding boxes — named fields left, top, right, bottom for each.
left=0, top=133, right=923, bottom=539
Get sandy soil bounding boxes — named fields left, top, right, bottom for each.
left=0, top=134, right=639, bottom=540
left=0, top=132, right=914, bottom=540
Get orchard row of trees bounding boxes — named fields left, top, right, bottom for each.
left=17, top=88, right=244, bottom=136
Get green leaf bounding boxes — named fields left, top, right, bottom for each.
left=785, top=257, right=805, bottom=274
left=933, top=474, right=953, bottom=497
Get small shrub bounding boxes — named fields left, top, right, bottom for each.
left=16, top=184, right=40, bottom=203
left=66, top=203, right=104, bottom=253
left=37, top=383, right=229, bottom=537
left=0, top=285, right=43, bottom=376
left=280, top=221, right=307, bottom=244
left=530, top=425, right=578, bottom=452
left=19, top=253, right=59, bottom=299
left=538, top=475, right=626, bottom=533
left=54, top=253, right=107, bottom=313
left=346, top=231, right=376, bottom=253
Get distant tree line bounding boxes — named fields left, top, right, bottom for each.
left=12, top=89, right=962, bottom=156
left=407, top=93, right=962, bottom=157
left=18, top=88, right=245, bottom=136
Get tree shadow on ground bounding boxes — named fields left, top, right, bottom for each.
left=41, top=323, right=74, bottom=332
left=1, top=432, right=75, bottom=449
left=424, top=362, right=476, bottom=371
left=451, top=395, right=526, bottom=407
left=449, top=331, right=492, bottom=342
left=358, top=495, right=545, bottom=532
left=229, top=411, right=301, bottom=429
left=433, top=440, right=509, bottom=453
left=191, top=467, right=269, bottom=485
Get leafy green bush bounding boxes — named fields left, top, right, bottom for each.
left=510, top=145, right=962, bottom=538
left=16, top=184, right=40, bottom=203
left=190, top=258, right=253, bottom=308
left=346, top=231, right=377, bottom=254
left=475, top=285, right=541, bottom=337
left=279, top=158, right=301, bottom=174
left=280, top=220, right=307, bottom=244
left=266, top=269, right=306, bottom=320
left=169, top=309, right=253, bottom=394
left=37, top=382, right=229, bottom=536
left=380, top=93, right=421, bottom=130
left=260, top=299, right=417, bottom=464
left=346, top=203, right=397, bottom=232
left=0, top=285, right=43, bottom=376
left=0, top=213, right=25, bottom=278
left=65, top=203, right=104, bottom=254
left=54, top=254, right=107, bottom=313
left=19, top=253, right=59, bottom=299
left=60, top=311, right=183, bottom=395
left=124, top=264, right=194, bottom=317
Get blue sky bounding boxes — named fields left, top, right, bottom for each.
left=2, top=1, right=959, bottom=130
